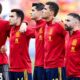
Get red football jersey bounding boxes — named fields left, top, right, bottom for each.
left=0, top=19, right=10, bottom=64
left=66, top=30, right=80, bottom=77
left=44, top=21, right=66, bottom=68
left=9, top=26, right=33, bottom=73
left=34, top=19, right=46, bottom=67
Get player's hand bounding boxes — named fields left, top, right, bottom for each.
left=19, top=23, right=28, bottom=32
left=52, top=18, right=62, bottom=23
left=0, top=45, right=7, bottom=53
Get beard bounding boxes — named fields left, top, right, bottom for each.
left=31, top=17, right=35, bottom=20
left=9, top=20, right=16, bottom=26
left=42, top=16, right=49, bottom=20
left=31, top=16, right=37, bottom=20
left=10, top=23, right=15, bottom=26
left=65, top=24, right=73, bottom=31
left=10, top=23, right=16, bottom=27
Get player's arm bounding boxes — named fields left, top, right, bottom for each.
left=56, top=21, right=66, bottom=36
left=19, top=22, right=35, bottom=38
left=0, top=45, right=7, bottom=53
left=19, top=22, right=28, bottom=32
left=26, top=26, right=35, bottom=38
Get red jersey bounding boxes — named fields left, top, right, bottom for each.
left=9, top=26, right=33, bottom=73
left=66, top=30, right=80, bottom=77
left=44, top=21, right=66, bottom=69
left=35, top=19, right=46, bottom=67
left=0, top=19, right=10, bottom=64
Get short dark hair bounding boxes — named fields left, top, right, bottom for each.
left=32, top=3, right=44, bottom=11
left=11, top=9, right=24, bottom=22
left=46, top=2, right=59, bottom=17
left=68, top=13, right=80, bottom=21
left=0, top=3, right=2, bottom=14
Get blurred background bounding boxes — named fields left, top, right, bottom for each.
left=1, top=0, right=80, bottom=21
left=0, top=0, right=80, bottom=62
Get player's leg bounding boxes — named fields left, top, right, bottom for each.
left=45, top=68, right=58, bottom=80
left=2, top=64, right=9, bottom=80
left=33, top=67, right=38, bottom=80
left=67, top=77, right=80, bottom=80
left=33, top=67, right=46, bottom=80
left=9, top=72, right=15, bottom=80
left=27, top=73, right=32, bottom=80
left=62, top=67, right=67, bottom=80
left=15, top=72, right=32, bottom=80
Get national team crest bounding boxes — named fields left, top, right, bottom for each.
left=16, top=31, right=20, bottom=37
left=52, top=78, right=58, bottom=80
left=48, top=36, right=52, bottom=41
left=15, top=38, right=19, bottom=44
left=72, top=39, right=77, bottom=46
left=15, top=31, right=20, bottom=44
left=39, top=27, right=43, bottom=34
left=71, top=39, right=77, bottom=52
left=71, top=46, right=75, bottom=52
left=39, top=35, right=43, bottom=40
left=39, top=28, right=43, bottom=40
left=48, top=28, right=53, bottom=41
left=48, top=28, right=53, bottom=35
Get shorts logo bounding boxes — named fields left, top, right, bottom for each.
left=17, top=78, right=19, bottom=80
left=17, top=78, right=23, bottom=80
left=52, top=78, right=58, bottom=80
left=21, top=77, right=23, bottom=80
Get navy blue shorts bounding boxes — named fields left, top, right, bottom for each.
left=45, top=67, right=67, bottom=80
left=67, top=77, right=80, bottom=80
left=33, top=67, right=47, bottom=80
left=9, top=71, right=32, bottom=80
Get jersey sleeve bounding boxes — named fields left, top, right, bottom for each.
left=56, top=22, right=66, bottom=36
left=26, top=26, right=35, bottom=38
left=6, top=21, right=11, bottom=37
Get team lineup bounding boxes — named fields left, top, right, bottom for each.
left=0, top=1, right=80, bottom=80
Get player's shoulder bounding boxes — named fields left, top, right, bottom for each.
left=54, top=21, right=65, bottom=29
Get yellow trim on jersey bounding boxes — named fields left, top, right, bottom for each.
left=58, top=67, right=62, bottom=80
left=24, top=70, right=28, bottom=80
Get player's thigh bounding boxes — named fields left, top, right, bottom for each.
left=33, top=67, right=46, bottom=80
